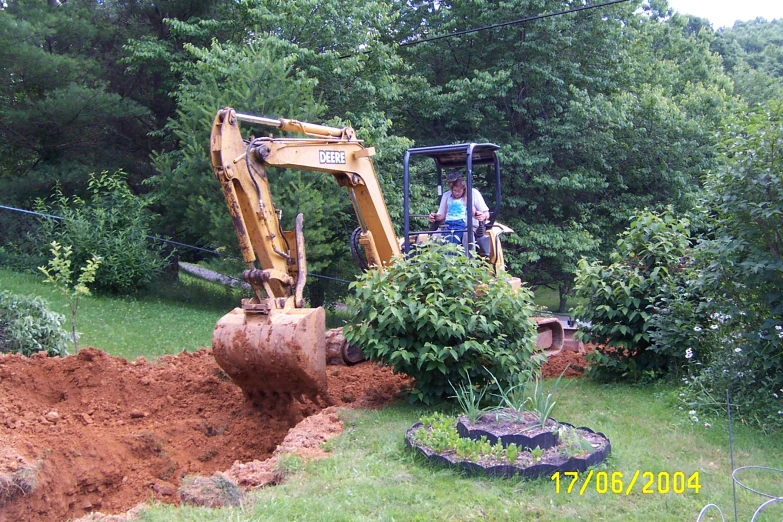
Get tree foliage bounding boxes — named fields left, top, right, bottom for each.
left=677, top=100, right=783, bottom=429
left=713, top=19, right=783, bottom=105
left=0, top=0, right=154, bottom=201
left=388, top=0, right=733, bottom=309
left=148, top=39, right=327, bottom=247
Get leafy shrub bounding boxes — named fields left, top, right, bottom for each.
left=35, top=171, right=169, bottom=294
left=344, top=242, right=541, bottom=404
left=675, top=102, right=783, bottom=431
left=0, top=292, right=70, bottom=357
left=573, top=209, right=692, bottom=381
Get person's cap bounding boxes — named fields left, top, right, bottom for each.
left=445, top=170, right=463, bottom=183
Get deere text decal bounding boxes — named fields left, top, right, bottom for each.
left=319, top=150, right=346, bottom=164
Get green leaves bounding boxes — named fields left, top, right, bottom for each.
left=38, top=240, right=101, bottom=352
left=0, top=291, right=71, bottom=357
left=573, top=208, right=693, bottom=381
left=344, top=242, right=540, bottom=404
left=36, top=171, right=168, bottom=295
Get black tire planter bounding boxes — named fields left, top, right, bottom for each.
left=456, top=418, right=560, bottom=451
left=406, top=423, right=612, bottom=480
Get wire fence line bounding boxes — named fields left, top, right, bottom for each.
left=0, top=204, right=352, bottom=285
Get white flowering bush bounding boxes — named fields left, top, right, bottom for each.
left=574, top=102, right=783, bottom=430
left=672, top=101, right=783, bottom=431
left=681, top=343, right=783, bottom=430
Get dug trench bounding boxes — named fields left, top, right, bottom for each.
left=0, top=346, right=588, bottom=521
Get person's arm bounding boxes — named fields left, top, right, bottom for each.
left=429, top=192, right=449, bottom=222
left=471, top=189, right=490, bottom=221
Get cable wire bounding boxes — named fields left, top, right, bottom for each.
left=399, top=0, right=632, bottom=47
left=339, top=0, right=632, bottom=59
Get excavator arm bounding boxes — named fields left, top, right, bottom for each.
left=209, top=108, right=400, bottom=402
left=212, top=109, right=400, bottom=272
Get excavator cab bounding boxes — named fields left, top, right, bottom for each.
left=402, top=143, right=564, bottom=354
left=402, top=143, right=508, bottom=272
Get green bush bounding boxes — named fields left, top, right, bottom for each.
left=573, top=209, right=692, bottom=381
left=0, top=291, right=70, bottom=357
left=35, top=171, right=169, bottom=294
left=343, top=242, right=541, bottom=405
left=676, top=102, right=783, bottom=431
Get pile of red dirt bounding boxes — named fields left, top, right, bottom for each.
left=0, top=345, right=587, bottom=521
left=541, top=344, right=593, bottom=378
left=0, top=348, right=410, bottom=522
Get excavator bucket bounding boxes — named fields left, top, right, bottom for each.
left=212, top=307, right=327, bottom=402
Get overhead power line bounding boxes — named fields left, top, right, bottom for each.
left=338, top=0, right=633, bottom=59
left=399, top=0, right=633, bottom=47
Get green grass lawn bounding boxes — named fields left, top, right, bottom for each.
left=2, top=267, right=782, bottom=521
left=0, top=267, right=239, bottom=359
left=532, top=286, right=586, bottom=314
left=137, top=382, right=783, bottom=522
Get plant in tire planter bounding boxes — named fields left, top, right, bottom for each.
left=407, top=413, right=611, bottom=479
left=456, top=411, right=560, bottom=451
left=453, top=367, right=571, bottom=451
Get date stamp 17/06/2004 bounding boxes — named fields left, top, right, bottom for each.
left=552, top=470, right=701, bottom=495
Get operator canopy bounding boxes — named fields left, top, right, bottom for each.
left=405, top=143, right=501, bottom=170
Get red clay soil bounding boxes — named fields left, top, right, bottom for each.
left=541, top=345, right=593, bottom=378
left=0, top=349, right=410, bottom=522
left=0, top=346, right=588, bottom=522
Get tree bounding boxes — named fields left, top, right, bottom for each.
left=388, top=0, right=733, bottom=310
left=671, top=100, right=783, bottom=430
left=712, top=19, right=783, bottom=106
left=38, top=241, right=101, bottom=352
left=0, top=0, right=153, bottom=202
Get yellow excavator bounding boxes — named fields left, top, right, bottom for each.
left=209, top=107, right=562, bottom=402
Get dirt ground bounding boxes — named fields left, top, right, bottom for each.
left=0, top=346, right=587, bottom=522
left=541, top=345, right=591, bottom=378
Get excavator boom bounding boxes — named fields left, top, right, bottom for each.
left=209, top=108, right=401, bottom=401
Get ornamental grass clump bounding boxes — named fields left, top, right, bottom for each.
left=345, top=242, right=540, bottom=404
left=449, top=373, right=491, bottom=423
left=489, top=368, right=534, bottom=423
left=526, top=366, right=571, bottom=429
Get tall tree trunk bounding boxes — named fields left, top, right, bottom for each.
left=558, top=283, right=570, bottom=313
